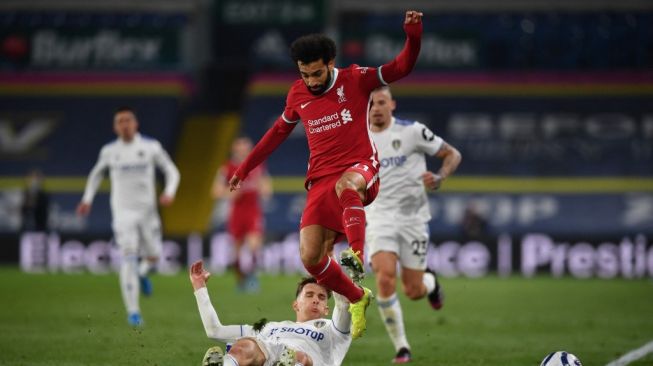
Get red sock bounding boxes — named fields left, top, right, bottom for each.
left=339, top=188, right=366, bottom=262
left=305, top=256, right=364, bottom=303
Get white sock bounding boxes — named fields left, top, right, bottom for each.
left=120, top=255, right=140, bottom=314
left=423, top=272, right=436, bottom=294
left=138, top=259, right=153, bottom=277
left=377, top=293, right=410, bottom=352
left=223, top=355, right=239, bottom=366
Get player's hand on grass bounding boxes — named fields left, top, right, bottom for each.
left=422, top=171, right=442, bottom=191
left=190, top=260, right=211, bottom=290
left=228, top=175, right=242, bottom=192
left=404, top=10, right=423, bottom=25
left=159, top=194, right=174, bottom=206
left=76, top=202, right=91, bottom=216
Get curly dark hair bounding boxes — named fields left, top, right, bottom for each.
left=290, top=34, right=337, bottom=65
left=295, top=277, right=332, bottom=299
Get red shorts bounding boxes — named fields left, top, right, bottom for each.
left=300, top=161, right=379, bottom=233
left=227, top=209, right=263, bottom=242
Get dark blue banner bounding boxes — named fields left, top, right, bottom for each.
left=241, top=87, right=653, bottom=177
left=0, top=95, right=181, bottom=175
left=338, top=11, right=653, bottom=70
left=0, top=12, right=187, bottom=71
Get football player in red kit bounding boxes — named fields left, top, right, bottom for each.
left=213, top=137, right=272, bottom=292
left=229, top=10, right=424, bottom=339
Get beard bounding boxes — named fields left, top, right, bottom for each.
left=306, top=69, right=332, bottom=96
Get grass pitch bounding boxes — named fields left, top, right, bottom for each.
left=0, top=267, right=652, bottom=366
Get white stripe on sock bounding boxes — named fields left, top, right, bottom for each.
left=377, top=293, right=410, bottom=352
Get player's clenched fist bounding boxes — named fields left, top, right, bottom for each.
left=404, top=10, right=423, bottom=24
left=422, top=172, right=443, bottom=191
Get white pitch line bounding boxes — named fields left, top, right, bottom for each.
left=606, top=340, right=653, bottom=366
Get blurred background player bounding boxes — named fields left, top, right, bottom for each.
left=461, top=201, right=489, bottom=241
left=20, top=169, right=50, bottom=233
left=190, top=260, right=352, bottom=366
left=228, top=10, right=425, bottom=339
left=366, top=86, right=462, bottom=363
left=212, top=137, right=272, bottom=292
left=77, top=106, right=180, bottom=326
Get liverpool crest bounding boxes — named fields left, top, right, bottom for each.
left=337, top=85, right=347, bottom=103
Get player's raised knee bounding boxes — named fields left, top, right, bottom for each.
left=228, top=339, right=265, bottom=366
left=334, top=174, right=364, bottom=197
left=299, top=248, right=323, bottom=266
left=334, top=177, right=353, bottom=196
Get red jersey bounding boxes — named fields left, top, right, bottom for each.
left=282, top=65, right=383, bottom=184
left=233, top=22, right=422, bottom=188
left=223, top=161, right=266, bottom=215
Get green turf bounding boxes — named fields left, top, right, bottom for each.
left=0, top=267, right=651, bottom=366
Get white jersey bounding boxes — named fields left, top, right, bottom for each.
left=254, top=317, right=351, bottom=366
left=194, top=288, right=352, bottom=366
left=366, top=117, right=443, bottom=223
left=82, top=133, right=180, bottom=215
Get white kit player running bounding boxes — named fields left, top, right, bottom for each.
left=77, top=106, right=180, bottom=327
left=366, top=87, right=461, bottom=363
left=190, top=260, right=353, bottom=366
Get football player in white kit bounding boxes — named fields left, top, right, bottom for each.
left=77, top=107, right=180, bottom=326
left=190, top=260, right=353, bottom=366
left=366, top=87, right=461, bottom=363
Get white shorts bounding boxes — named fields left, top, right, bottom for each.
left=366, top=219, right=430, bottom=270
left=112, top=210, right=162, bottom=258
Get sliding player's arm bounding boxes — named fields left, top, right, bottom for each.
left=191, top=261, right=255, bottom=342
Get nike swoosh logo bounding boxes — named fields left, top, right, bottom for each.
left=300, top=101, right=312, bottom=109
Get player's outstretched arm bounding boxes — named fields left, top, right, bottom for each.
left=378, top=10, right=423, bottom=84
left=232, top=116, right=297, bottom=190
left=190, top=260, right=255, bottom=341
